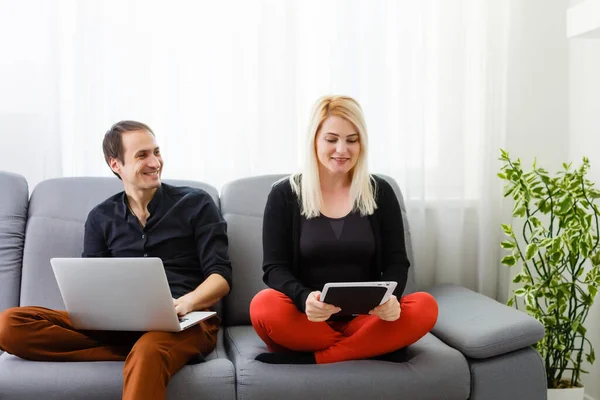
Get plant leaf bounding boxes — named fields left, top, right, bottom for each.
left=540, top=199, right=552, bottom=213
left=591, top=252, right=600, bottom=266
left=559, top=285, right=571, bottom=298
left=501, top=255, right=517, bottom=266
left=551, top=238, right=562, bottom=252
left=504, top=185, right=517, bottom=197
left=557, top=197, right=573, bottom=214
left=587, top=349, right=596, bottom=364
left=513, top=205, right=527, bottom=218
left=501, top=241, right=516, bottom=249
left=525, top=244, right=538, bottom=260
left=589, top=285, right=598, bottom=299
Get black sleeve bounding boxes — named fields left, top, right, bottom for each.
left=262, top=184, right=312, bottom=312
left=82, top=210, right=110, bottom=258
left=377, top=179, right=410, bottom=297
left=193, top=192, right=233, bottom=289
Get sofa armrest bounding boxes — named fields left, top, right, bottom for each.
left=427, top=284, right=545, bottom=359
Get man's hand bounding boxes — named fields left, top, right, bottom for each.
left=173, top=297, right=194, bottom=317
left=305, top=291, right=341, bottom=322
left=171, top=274, right=229, bottom=317
left=369, top=295, right=401, bottom=321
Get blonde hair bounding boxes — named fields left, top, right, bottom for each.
left=290, top=95, right=377, bottom=218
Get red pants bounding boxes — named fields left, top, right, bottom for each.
left=250, top=289, right=438, bottom=364
left=0, top=306, right=219, bottom=400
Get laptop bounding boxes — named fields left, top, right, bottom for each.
left=50, top=257, right=216, bottom=332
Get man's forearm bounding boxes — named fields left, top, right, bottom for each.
left=179, top=273, right=230, bottom=311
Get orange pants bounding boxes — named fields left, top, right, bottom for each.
left=0, top=306, right=219, bottom=400
left=250, top=289, right=438, bottom=364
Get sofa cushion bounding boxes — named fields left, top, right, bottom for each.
left=220, top=174, right=417, bottom=326
left=0, top=171, right=28, bottom=313
left=0, top=330, right=235, bottom=400
left=19, top=177, right=219, bottom=309
left=225, top=326, right=469, bottom=400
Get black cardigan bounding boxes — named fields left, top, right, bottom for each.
left=262, top=175, right=411, bottom=312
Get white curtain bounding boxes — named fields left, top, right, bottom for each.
left=0, top=0, right=511, bottom=299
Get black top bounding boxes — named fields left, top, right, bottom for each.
left=82, top=183, right=233, bottom=299
left=300, top=211, right=375, bottom=291
left=262, top=175, right=410, bottom=312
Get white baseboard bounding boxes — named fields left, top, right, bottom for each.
left=585, top=395, right=596, bottom=400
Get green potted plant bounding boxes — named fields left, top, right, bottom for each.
left=498, top=149, right=600, bottom=400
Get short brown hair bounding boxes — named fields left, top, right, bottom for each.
left=102, top=120, right=154, bottom=179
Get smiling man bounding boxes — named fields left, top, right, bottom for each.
left=0, top=121, right=232, bottom=400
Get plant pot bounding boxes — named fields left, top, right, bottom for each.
left=547, top=385, right=585, bottom=400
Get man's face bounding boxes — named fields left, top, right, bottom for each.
left=110, top=130, right=163, bottom=190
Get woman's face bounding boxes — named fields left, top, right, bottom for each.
left=315, top=115, right=361, bottom=177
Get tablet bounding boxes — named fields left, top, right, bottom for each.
left=320, top=281, right=398, bottom=316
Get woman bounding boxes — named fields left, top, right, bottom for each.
left=250, top=95, right=438, bottom=364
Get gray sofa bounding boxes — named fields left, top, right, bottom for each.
left=0, top=171, right=547, bottom=399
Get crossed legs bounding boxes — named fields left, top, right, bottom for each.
left=0, top=306, right=218, bottom=400
left=250, top=289, right=438, bottom=364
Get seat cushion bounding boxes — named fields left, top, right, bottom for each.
left=0, top=330, right=235, bottom=400
left=225, top=325, right=470, bottom=400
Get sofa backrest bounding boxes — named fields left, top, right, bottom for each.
left=220, top=174, right=416, bottom=326
left=19, top=177, right=219, bottom=310
left=220, top=175, right=282, bottom=325
left=379, top=174, right=417, bottom=294
left=0, top=171, right=29, bottom=312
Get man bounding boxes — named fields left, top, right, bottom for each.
left=0, top=121, right=232, bottom=399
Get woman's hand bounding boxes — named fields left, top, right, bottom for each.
left=369, top=295, right=401, bottom=321
left=305, top=291, right=341, bottom=322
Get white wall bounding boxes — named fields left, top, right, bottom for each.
left=569, top=37, right=600, bottom=400
left=0, top=1, right=62, bottom=190
left=499, top=0, right=571, bottom=298
left=505, top=0, right=570, bottom=168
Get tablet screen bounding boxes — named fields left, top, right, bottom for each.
left=322, top=286, right=389, bottom=316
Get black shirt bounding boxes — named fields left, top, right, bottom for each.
left=262, top=175, right=410, bottom=312
left=300, top=211, right=375, bottom=291
left=82, top=183, right=232, bottom=299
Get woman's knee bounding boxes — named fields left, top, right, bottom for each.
left=249, top=289, right=285, bottom=321
left=408, top=292, right=439, bottom=330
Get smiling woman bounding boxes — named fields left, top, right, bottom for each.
left=249, top=95, right=439, bottom=365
